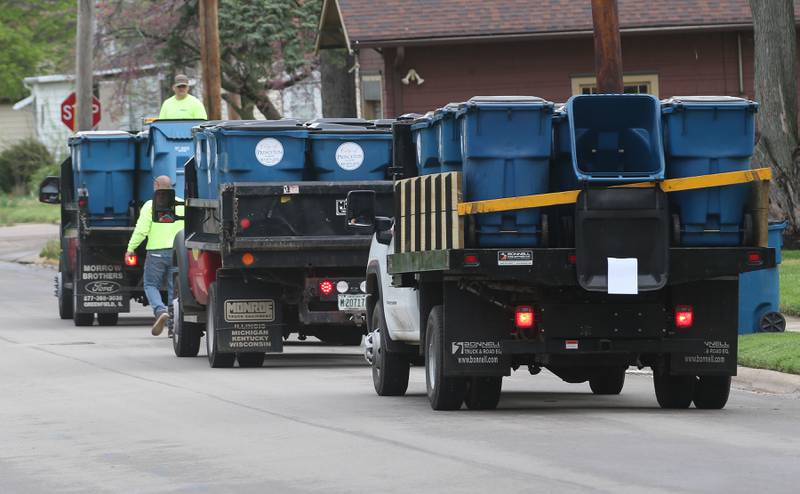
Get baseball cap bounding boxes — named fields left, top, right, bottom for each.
left=173, top=74, right=192, bottom=87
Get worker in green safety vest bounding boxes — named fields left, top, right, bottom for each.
left=126, top=175, right=185, bottom=336
left=158, top=74, right=207, bottom=120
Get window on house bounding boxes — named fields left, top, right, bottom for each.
left=571, top=74, right=660, bottom=97
left=361, top=75, right=383, bottom=120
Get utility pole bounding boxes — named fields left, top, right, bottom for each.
left=591, top=0, right=624, bottom=93
left=199, top=0, right=222, bottom=120
left=75, top=0, right=95, bottom=131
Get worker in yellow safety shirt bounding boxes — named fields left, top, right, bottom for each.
left=126, top=176, right=185, bottom=336
left=158, top=74, right=207, bottom=120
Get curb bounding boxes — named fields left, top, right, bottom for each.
left=629, top=366, right=800, bottom=396
left=733, top=366, right=800, bottom=395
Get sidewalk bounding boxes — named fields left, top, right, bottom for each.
left=785, top=315, right=800, bottom=332
left=0, top=223, right=58, bottom=264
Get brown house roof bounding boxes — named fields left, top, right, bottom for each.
left=317, top=0, right=800, bottom=50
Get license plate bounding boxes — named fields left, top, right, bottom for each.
left=338, top=294, right=367, bottom=311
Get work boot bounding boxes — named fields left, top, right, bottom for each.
left=151, top=311, right=170, bottom=336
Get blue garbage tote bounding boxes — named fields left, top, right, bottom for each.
left=738, top=222, right=786, bottom=334
left=69, top=131, right=137, bottom=225
left=549, top=107, right=578, bottom=192
left=548, top=106, right=580, bottom=246
left=308, top=123, right=392, bottom=181
left=411, top=112, right=440, bottom=175
left=134, top=130, right=152, bottom=203
left=191, top=121, right=226, bottom=199
left=203, top=119, right=308, bottom=198
left=146, top=119, right=204, bottom=197
left=566, top=94, right=665, bottom=183
left=662, top=96, right=759, bottom=246
left=457, top=96, right=555, bottom=247
left=305, top=117, right=372, bottom=127
left=371, top=118, right=396, bottom=129
left=432, top=103, right=463, bottom=172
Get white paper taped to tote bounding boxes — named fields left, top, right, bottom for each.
left=607, top=257, right=638, bottom=295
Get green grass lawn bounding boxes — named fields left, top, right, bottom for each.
left=780, top=250, right=800, bottom=317
left=0, top=195, right=59, bottom=226
left=739, top=332, right=800, bottom=375
left=39, top=239, right=61, bottom=260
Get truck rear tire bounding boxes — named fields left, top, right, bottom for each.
left=589, top=366, right=626, bottom=395
left=693, top=375, right=731, bottom=409
left=206, top=283, right=235, bottom=368
left=654, top=373, right=695, bottom=409
left=371, top=303, right=409, bottom=396
left=172, top=277, right=202, bottom=358
left=97, top=313, right=119, bottom=326
left=57, top=267, right=73, bottom=320
left=425, top=305, right=466, bottom=410
left=73, top=312, right=94, bottom=327
left=237, top=353, right=265, bottom=368
left=464, top=377, right=502, bottom=410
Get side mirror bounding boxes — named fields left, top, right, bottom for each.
left=346, top=190, right=376, bottom=232
left=38, top=176, right=60, bottom=204
left=375, top=217, right=394, bottom=245
left=152, top=188, right=182, bottom=223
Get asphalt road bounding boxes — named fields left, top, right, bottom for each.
left=1, top=260, right=799, bottom=493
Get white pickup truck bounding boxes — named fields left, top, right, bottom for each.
left=363, top=226, right=421, bottom=396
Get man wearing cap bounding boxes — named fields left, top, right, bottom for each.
left=126, top=175, right=185, bottom=336
left=158, top=74, right=208, bottom=119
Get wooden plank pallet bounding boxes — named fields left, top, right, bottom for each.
left=394, top=167, right=773, bottom=253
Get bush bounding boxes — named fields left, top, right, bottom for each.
left=40, top=238, right=61, bottom=260
left=29, top=160, right=61, bottom=195
left=0, top=139, right=54, bottom=195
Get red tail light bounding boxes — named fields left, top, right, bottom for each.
left=125, top=253, right=138, bottom=267
left=747, top=252, right=763, bottom=266
left=463, top=254, right=479, bottom=267
left=77, top=187, right=88, bottom=209
left=319, top=279, right=334, bottom=296
left=675, top=305, right=693, bottom=328
left=568, top=254, right=577, bottom=265
left=515, top=305, right=535, bottom=329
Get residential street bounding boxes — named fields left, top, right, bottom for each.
left=1, top=259, right=798, bottom=493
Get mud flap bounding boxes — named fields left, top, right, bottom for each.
left=215, top=274, right=285, bottom=353
left=442, top=282, right=510, bottom=377
left=76, top=247, right=129, bottom=313
left=669, top=279, right=738, bottom=376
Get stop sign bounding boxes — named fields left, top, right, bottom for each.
left=61, top=92, right=101, bottom=131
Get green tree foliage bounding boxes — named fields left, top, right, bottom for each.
left=217, top=0, right=322, bottom=119
left=0, top=0, right=76, bottom=102
left=98, top=0, right=322, bottom=119
left=0, top=139, right=55, bottom=195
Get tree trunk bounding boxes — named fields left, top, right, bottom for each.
left=238, top=99, right=255, bottom=120
left=255, top=94, right=282, bottom=120
left=320, top=49, right=356, bottom=117
left=749, top=0, right=800, bottom=238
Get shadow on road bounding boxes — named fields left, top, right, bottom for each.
left=168, top=352, right=367, bottom=369
left=114, top=317, right=155, bottom=327
left=260, top=353, right=366, bottom=369
left=396, top=390, right=676, bottom=412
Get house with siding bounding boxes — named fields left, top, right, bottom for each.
left=317, top=0, right=800, bottom=117
left=0, top=102, right=35, bottom=152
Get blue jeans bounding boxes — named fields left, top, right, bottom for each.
left=144, top=249, right=174, bottom=316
